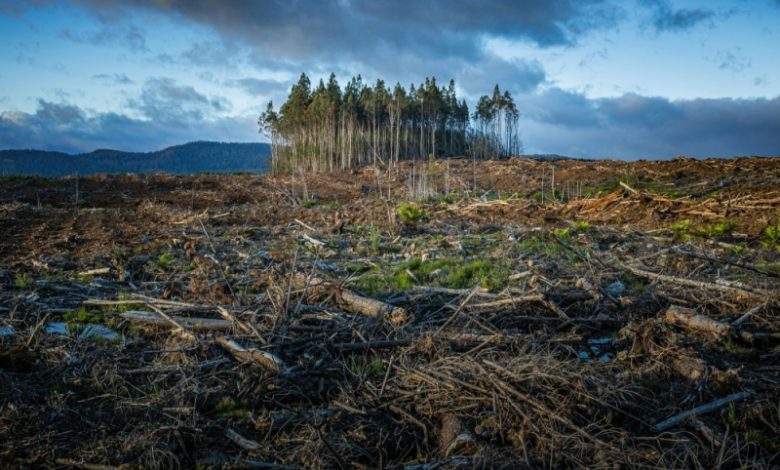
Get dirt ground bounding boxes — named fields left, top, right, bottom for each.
left=1, top=157, right=779, bottom=469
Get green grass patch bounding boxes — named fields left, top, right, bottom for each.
left=672, top=219, right=737, bottom=241
left=353, top=256, right=510, bottom=294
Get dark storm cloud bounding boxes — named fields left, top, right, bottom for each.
left=0, top=99, right=256, bottom=154
left=641, top=0, right=714, bottom=32
left=57, top=0, right=620, bottom=58
left=92, top=73, right=134, bottom=85
left=128, top=77, right=232, bottom=124
left=519, top=89, right=780, bottom=158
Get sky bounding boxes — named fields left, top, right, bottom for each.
left=0, top=0, right=779, bottom=159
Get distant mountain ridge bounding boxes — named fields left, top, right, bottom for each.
left=0, top=141, right=271, bottom=177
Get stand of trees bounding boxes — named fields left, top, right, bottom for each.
left=259, top=73, right=519, bottom=173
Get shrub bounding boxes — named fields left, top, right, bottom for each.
left=396, top=203, right=427, bottom=226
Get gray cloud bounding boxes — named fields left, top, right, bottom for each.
left=92, top=73, right=134, bottom=85
left=51, top=0, right=620, bottom=60
left=519, top=88, right=780, bottom=158
left=128, top=77, right=232, bottom=124
left=0, top=99, right=257, bottom=153
left=641, top=0, right=714, bottom=32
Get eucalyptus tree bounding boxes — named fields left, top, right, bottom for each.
left=259, top=73, right=519, bottom=173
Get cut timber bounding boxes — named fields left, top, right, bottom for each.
left=655, top=391, right=751, bottom=431
left=339, top=288, right=408, bottom=324
left=624, top=265, right=773, bottom=299
left=226, top=428, right=261, bottom=452
left=619, top=181, right=640, bottom=195
left=217, top=337, right=285, bottom=372
left=294, top=273, right=409, bottom=324
left=438, top=414, right=478, bottom=457
left=118, top=310, right=233, bottom=331
left=665, top=305, right=732, bottom=340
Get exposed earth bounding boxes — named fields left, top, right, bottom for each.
left=1, top=156, right=779, bottom=469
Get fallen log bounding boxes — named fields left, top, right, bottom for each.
left=624, top=265, right=773, bottom=299
left=294, top=273, right=409, bottom=324
left=438, top=414, right=478, bottom=457
left=118, top=310, right=233, bottom=331
left=217, top=337, right=285, bottom=372
left=665, top=305, right=731, bottom=340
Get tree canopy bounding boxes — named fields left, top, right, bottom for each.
left=259, top=73, right=519, bottom=173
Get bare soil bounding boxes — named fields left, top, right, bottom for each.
left=1, top=157, right=779, bottom=469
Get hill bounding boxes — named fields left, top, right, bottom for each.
left=0, top=141, right=270, bottom=177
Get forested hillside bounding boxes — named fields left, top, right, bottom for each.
left=0, top=142, right=270, bottom=177
left=260, top=73, right=520, bottom=173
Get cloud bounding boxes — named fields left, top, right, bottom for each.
left=45, top=0, right=619, bottom=61
left=128, top=77, right=232, bottom=124
left=225, top=78, right=290, bottom=97
left=61, top=23, right=148, bottom=51
left=92, top=73, right=134, bottom=85
left=519, top=88, right=780, bottom=158
left=0, top=98, right=257, bottom=153
left=641, top=0, right=714, bottom=32
left=457, top=55, right=546, bottom=96
left=715, top=49, right=752, bottom=73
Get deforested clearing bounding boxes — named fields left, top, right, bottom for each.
left=1, top=156, right=779, bottom=469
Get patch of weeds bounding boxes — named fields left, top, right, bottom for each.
left=726, top=243, right=747, bottom=255
left=349, top=356, right=385, bottom=379
left=346, top=261, right=372, bottom=274
left=724, top=402, right=739, bottom=427
left=76, top=273, right=93, bottom=284
left=103, top=292, right=140, bottom=314
left=63, top=306, right=103, bottom=325
left=520, top=234, right=569, bottom=259
left=640, top=372, right=669, bottom=395
left=761, top=219, right=780, bottom=252
left=552, top=227, right=572, bottom=241
left=153, top=252, right=176, bottom=271
left=353, top=274, right=388, bottom=296
left=572, top=220, right=591, bottom=232
left=445, top=259, right=510, bottom=291
left=723, top=340, right=759, bottom=361
left=396, top=203, right=427, bottom=226
left=300, top=198, right=317, bottom=208
left=671, top=219, right=694, bottom=241
left=13, top=272, right=32, bottom=289
left=694, top=220, right=737, bottom=238
left=213, top=396, right=252, bottom=420
left=744, top=429, right=780, bottom=451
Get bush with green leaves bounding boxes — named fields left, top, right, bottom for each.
left=396, top=203, right=427, bottom=226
